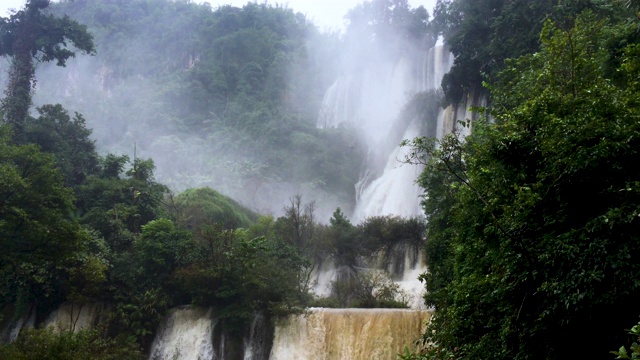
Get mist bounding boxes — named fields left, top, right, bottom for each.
left=23, top=0, right=443, bottom=222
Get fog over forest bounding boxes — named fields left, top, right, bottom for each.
left=11, top=0, right=437, bottom=221
left=2, top=1, right=640, bottom=359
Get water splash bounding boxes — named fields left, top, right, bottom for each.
left=148, top=307, right=215, bottom=360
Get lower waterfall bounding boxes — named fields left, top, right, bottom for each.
left=311, top=242, right=429, bottom=310
left=145, top=307, right=431, bottom=360
left=149, top=307, right=215, bottom=360
left=270, top=308, right=431, bottom=360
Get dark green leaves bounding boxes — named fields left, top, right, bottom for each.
left=410, top=10, right=640, bottom=359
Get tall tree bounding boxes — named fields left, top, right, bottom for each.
left=0, top=0, right=94, bottom=138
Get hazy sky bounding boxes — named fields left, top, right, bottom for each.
left=1, top=0, right=438, bottom=32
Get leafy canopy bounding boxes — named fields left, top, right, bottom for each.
left=405, top=10, right=640, bottom=359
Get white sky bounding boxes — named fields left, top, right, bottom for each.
left=1, top=0, right=437, bottom=32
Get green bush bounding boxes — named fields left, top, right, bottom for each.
left=0, top=328, right=142, bottom=360
left=612, top=322, right=640, bottom=359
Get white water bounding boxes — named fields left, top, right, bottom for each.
left=270, top=308, right=432, bottom=360
left=148, top=307, right=215, bottom=360
left=312, top=44, right=456, bottom=311
left=318, top=45, right=454, bottom=222
left=352, top=122, right=424, bottom=223
left=371, top=244, right=430, bottom=310
left=310, top=257, right=338, bottom=297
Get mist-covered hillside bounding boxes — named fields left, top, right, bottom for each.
left=29, top=0, right=366, bottom=219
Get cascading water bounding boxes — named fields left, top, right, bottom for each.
left=269, top=308, right=432, bottom=360
left=148, top=307, right=215, bottom=360
left=339, top=45, right=454, bottom=222
left=314, top=44, right=455, bottom=310
left=352, top=122, right=424, bottom=222
left=147, top=307, right=273, bottom=360
left=142, top=42, right=459, bottom=360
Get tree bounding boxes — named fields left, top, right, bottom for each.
left=405, top=11, right=640, bottom=359
left=280, top=194, right=315, bottom=250
left=0, top=0, right=95, bottom=138
left=432, top=0, right=620, bottom=105
left=23, top=104, right=99, bottom=188
left=0, top=125, right=90, bottom=310
left=77, top=156, right=168, bottom=252
left=135, top=218, right=193, bottom=285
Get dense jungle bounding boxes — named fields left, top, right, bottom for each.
left=1, top=0, right=640, bottom=359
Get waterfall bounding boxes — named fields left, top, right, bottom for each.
left=243, top=313, right=273, bottom=360
left=270, top=308, right=432, bottom=360
left=352, top=121, right=424, bottom=222
left=149, top=307, right=215, bottom=360
left=148, top=307, right=273, bottom=360
left=369, top=243, right=429, bottom=310
left=310, top=257, right=338, bottom=297
left=318, top=45, right=454, bottom=222
left=312, top=45, right=455, bottom=311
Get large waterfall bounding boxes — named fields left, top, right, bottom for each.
left=2, top=25, right=463, bottom=360
left=310, top=44, right=455, bottom=313
left=140, top=42, right=457, bottom=354
left=145, top=306, right=431, bottom=360
left=318, top=45, right=454, bottom=222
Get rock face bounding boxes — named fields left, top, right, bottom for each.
left=0, top=304, right=36, bottom=343
left=45, top=302, right=103, bottom=333
left=270, top=308, right=432, bottom=360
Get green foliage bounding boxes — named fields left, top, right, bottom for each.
left=172, top=187, right=258, bottom=230
left=136, top=219, right=194, bottom=284
left=0, top=125, right=91, bottom=308
left=77, top=155, right=168, bottom=251
left=22, top=104, right=99, bottom=187
left=0, top=328, right=142, bottom=360
left=406, top=11, right=640, bottom=359
left=433, top=0, right=635, bottom=104
left=172, top=226, right=308, bottom=332
left=612, top=322, right=640, bottom=359
left=362, top=216, right=427, bottom=251
left=326, top=208, right=360, bottom=266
